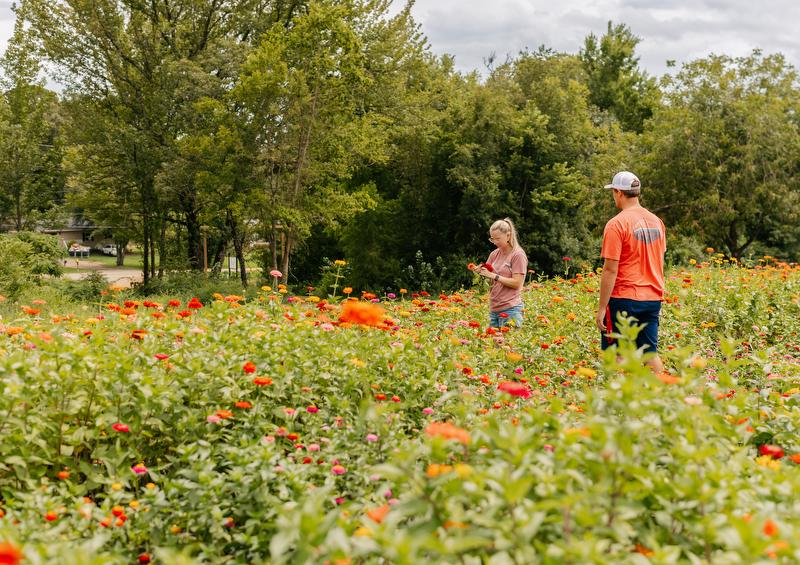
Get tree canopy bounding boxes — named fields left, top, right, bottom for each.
left=3, top=5, right=800, bottom=291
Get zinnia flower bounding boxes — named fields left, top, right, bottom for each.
left=759, top=444, right=785, bottom=459
left=424, top=422, right=470, bottom=445
left=338, top=301, right=386, bottom=327
left=187, top=297, right=203, bottom=309
left=331, top=464, right=346, bottom=475
left=253, top=377, right=273, bottom=386
left=497, top=380, right=532, bottom=398
left=366, top=504, right=390, bottom=524
left=270, top=269, right=283, bottom=278
left=112, top=423, right=130, bottom=433
left=131, top=464, right=148, bottom=475
left=242, top=362, right=256, bottom=374
left=0, top=541, right=23, bottom=565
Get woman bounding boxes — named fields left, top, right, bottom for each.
left=471, top=218, right=528, bottom=327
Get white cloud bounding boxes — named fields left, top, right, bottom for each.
left=2, top=0, right=799, bottom=81
left=401, top=0, right=800, bottom=77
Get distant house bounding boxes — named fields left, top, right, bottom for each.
left=38, top=214, right=114, bottom=250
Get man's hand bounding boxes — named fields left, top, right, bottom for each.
left=595, top=309, right=607, bottom=334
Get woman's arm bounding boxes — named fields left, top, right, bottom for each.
left=494, top=272, right=524, bottom=289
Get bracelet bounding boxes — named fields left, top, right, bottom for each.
left=494, top=274, right=500, bottom=282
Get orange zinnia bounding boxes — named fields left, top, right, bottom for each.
left=338, top=301, right=386, bottom=327
left=366, top=504, right=390, bottom=524
left=424, top=422, right=470, bottom=445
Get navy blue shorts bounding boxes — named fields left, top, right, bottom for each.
left=601, top=297, right=661, bottom=353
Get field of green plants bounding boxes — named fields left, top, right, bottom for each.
left=1, top=258, right=800, bottom=564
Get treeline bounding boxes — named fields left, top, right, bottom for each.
left=2, top=0, right=799, bottom=291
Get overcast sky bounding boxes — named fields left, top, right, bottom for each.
left=2, top=0, right=800, bottom=80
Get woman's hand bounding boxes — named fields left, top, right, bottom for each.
left=477, top=267, right=494, bottom=280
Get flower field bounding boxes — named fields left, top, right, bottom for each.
left=1, top=260, right=800, bottom=564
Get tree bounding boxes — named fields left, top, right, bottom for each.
left=0, top=3, right=64, bottom=231
left=580, top=22, right=659, bottom=132
left=641, top=51, right=800, bottom=258
left=232, top=1, right=417, bottom=280
left=22, top=0, right=304, bottom=286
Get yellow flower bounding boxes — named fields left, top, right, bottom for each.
left=111, top=483, right=123, bottom=491
left=354, top=526, right=373, bottom=537
left=334, top=259, right=347, bottom=266
left=343, top=287, right=353, bottom=295
left=576, top=367, right=597, bottom=378
left=279, top=288, right=288, bottom=294
left=454, top=463, right=473, bottom=478
left=706, top=247, right=714, bottom=253
left=261, top=285, right=272, bottom=292
left=689, top=259, right=697, bottom=265
left=755, top=455, right=781, bottom=470
left=306, top=296, right=320, bottom=303
left=399, top=288, right=407, bottom=294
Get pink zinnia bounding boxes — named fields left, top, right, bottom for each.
left=422, top=407, right=434, bottom=415
left=331, top=465, right=346, bottom=475
left=366, top=434, right=378, bottom=442
left=131, top=464, right=148, bottom=475
left=270, top=269, right=283, bottom=278
left=306, top=406, right=319, bottom=414
left=154, top=353, right=169, bottom=360
left=112, top=423, right=130, bottom=433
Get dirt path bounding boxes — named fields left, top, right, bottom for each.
left=62, top=260, right=143, bottom=288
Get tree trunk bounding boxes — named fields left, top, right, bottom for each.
left=226, top=209, right=247, bottom=287
left=280, top=232, right=293, bottom=283
left=186, top=208, right=201, bottom=270
left=157, top=211, right=167, bottom=278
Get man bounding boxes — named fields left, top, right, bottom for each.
left=595, top=171, right=666, bottom=374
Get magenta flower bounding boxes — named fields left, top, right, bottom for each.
left=422, top=407, right=434, bottom=415
left=131, top=464, right=148, bottom=475
left=306, top=406, right=319, bottom=414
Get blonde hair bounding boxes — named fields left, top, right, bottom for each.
left=490, top=218, right=522, bottom=251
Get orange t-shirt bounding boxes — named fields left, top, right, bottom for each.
left=486, top=247, right=527, bottom=312
left=601, top=206, right=666, bottom=301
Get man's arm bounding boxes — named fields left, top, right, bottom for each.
left=595, top=258, right=619, bottom=333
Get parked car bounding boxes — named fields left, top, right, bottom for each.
left=101, top=244, right=117, bottom=256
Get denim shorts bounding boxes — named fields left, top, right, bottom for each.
left=490, top=303, right=524, bottom=328
left=601, top=297, right=661, bottom=352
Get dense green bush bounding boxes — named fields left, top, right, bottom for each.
left=0, top=232, right=65, bottom=298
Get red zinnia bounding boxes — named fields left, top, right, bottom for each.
left=112, top=423, right=130, bottom=433
left=0, top=541, right=23, bottom=565
left=187, top=297, right=203, bottom=309
left=497, top=380, right=532, bottom=398
left=759, top=444, right=785, bottom=459
left=243, top=362, right=256, bottom=374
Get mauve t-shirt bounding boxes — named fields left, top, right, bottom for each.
left=486, top=247, right=528, bottom=312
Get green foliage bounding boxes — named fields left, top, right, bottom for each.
left=1, top=263, right=800, bottom=562
left=642, top=51, right=800, bottom=259
left=132, top=272, right=251, bottom=304
left=580, top=21, right=660, bottom=132
left=0, top=232, right=64, bottom=297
